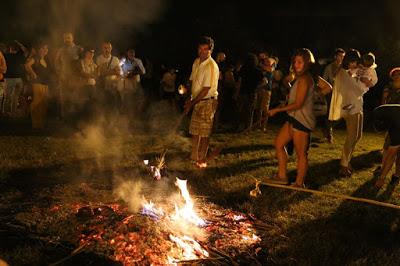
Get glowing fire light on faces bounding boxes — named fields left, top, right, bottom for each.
left=172, top=178, right=207, bottom=227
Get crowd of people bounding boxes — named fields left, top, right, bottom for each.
left=0, top=33, right=398, bottom=190
left=0, top=33, right=158, bottom=130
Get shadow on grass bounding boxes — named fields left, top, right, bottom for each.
left=203, top=157, right=274, bottom=178
left=279, top=175, right=400, bottom=265
left=219, top=144, right=274, bottom=155
left=188, top=149, right=383, bottom=214
left=281, top=208, right=400, bottom=265
left=302, top=149, right=382, bottom=190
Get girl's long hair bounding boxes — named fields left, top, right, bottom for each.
left=291, top=48, right=319, bottom=82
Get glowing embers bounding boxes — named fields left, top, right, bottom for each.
left=35, top=181, right=263, bottom=265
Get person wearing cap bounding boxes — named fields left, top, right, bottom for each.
left=373, top=67, right=400, bottom=185
left=184, top=36, right=219, bottom=168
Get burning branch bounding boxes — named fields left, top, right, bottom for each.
left=143, top=149, right=167, bottom=180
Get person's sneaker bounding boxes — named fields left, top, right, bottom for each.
left=390, top=175, right=400, bottom=185
left=339, top=166, right=352, bottom=177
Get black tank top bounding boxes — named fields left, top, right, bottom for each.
left=32, top=57, right=51, bottom=85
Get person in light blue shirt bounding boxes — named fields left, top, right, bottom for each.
left=120, top=49, right=146, bottom=114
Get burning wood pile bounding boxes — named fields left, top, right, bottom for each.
left=4, top=176, right=268, bottom=265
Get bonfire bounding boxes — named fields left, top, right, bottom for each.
left=3, top=156, right=268, bottom=265
left=73, top=177, right=263, bottom=265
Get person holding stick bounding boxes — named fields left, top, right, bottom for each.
left=184, top=36, right=219, bottom=169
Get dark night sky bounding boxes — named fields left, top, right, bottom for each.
left=1, top=0, right=400, bottom=107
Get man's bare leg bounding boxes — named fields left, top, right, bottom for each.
left=375, top=146, right=400, bottom=189
left=191, top=135, right=201, bottom=162
left=197, top=136, right=209, bottom=168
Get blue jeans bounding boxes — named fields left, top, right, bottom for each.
left=4, top=78, right=24, bottom=114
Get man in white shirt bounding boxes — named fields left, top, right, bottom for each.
left=184, top=36, right=219, bottom=168
left=96, top=42, right=121, bottom=110
left=121, top=49, right=146, bottom=83
left=120, top=49, right=146, bottom=113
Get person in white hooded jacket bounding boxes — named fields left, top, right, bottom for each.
left=329, top=49, right=375, bottom=177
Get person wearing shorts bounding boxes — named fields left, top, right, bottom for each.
left=184, top=36, right=219, bottom=168
left=373, top=104, right=400, bottom=189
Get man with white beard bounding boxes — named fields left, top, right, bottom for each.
left=96, top=41, right=121, bottom=113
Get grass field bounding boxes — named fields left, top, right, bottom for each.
left=0, top=117, right=399, bottom=265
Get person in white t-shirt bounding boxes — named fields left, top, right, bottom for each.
left=96, top=42, right=121, bottom=110
left=119, top=49, right=146, bottom=113
left=358, top=52, right=378, bottom=88
left=184, top=36, right=219, bottom=168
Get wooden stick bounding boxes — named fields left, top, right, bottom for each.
left=177, top=256, right=225, bottom=264
left=258, top=181, right=400, bottom=210
left=208, top=247, right=239, bottom=266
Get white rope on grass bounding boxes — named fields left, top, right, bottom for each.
left=252, top=180, right=400, bottom=211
